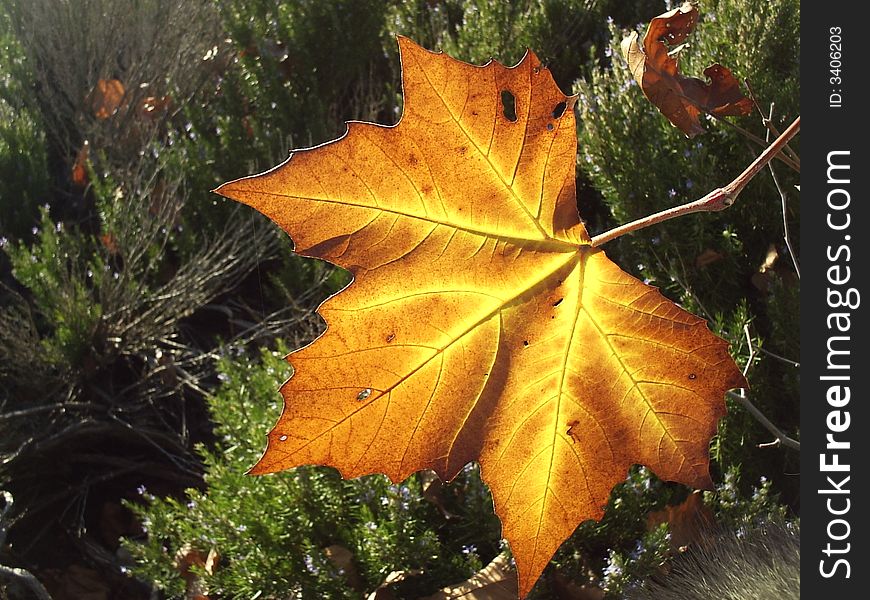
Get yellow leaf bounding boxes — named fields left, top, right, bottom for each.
left=216, top=37, right=745, bottom=597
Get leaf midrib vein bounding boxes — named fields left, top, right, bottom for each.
left=237, top=189, right=577, bottom=253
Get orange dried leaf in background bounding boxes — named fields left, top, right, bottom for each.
left=694, top=248, right=723, bottom=268
left=216, top=37, right=745, bottom=597
left=100, top=233, right=119, bottom=255
left=71, top=141, right=90, bottom=187
left=138, top=95, right=173, bottom=121
left=88, top=78, right=125, bottom=120
left=621, top=3, right=752, bottom=137
left=646, top=490, right=716, bottom=550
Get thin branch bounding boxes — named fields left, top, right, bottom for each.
left=729, top=326, right=800, bottom=451
left=706, top=112, right=799, bottom=173
left=0, top=403, right=92, bottom=421
left=754, top=346, right=799, bottom=368
left=0, top=565, right=53, bottom=600
left=728, top=391, right=800, bottom=451
left=591, top=116, right=800, bottom=247
left=744, top=79, right=801, bottom=168
left=741, top=324, right=756, bottom=379
left=762, top=104, right=801, bottom=279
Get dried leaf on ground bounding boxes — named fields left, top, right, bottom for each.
left=217, top=36, right=745, bottom=597
left=422, top=554, right=517, bottom=599
left=87, top=78, right=125, bottom=120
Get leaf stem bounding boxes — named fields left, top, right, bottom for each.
left=591, top=116, right=800, bottom=248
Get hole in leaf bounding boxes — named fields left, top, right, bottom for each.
left=553, top=298, right=563, bottom=307
left=546, top=123, right=554, bottom=131
left=279, top=435, right=288, bottom=441
left=688, top=373, right=697, bottom=380
left=357, top=388, right=372, bottom=401
left=523, top=340, right=529, bottom=347
left=501, top=90, right=517, bottom=122
left=552, top=101, right=567, bottom=119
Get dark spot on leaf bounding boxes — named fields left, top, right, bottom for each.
left=501, top=90, right=517, bottom=122
left=457, top=146, right=468, bottom=155
left=408, top=154, right=418, bottom=165
left=523, top=340, right=529, bottom=347
left=546, top=123, right=554, bottom=131
left=567, top=420, right=579, bottom=442
left=421, top=184, right=433, bottom=194
left=552, top=101, right=567, bottom=119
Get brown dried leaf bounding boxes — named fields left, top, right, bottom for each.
left=621, top=3, right=753, bottom=136
left=421, top=554, right=517, bottom=600
left=88, top=78, right=125, bottom=120
left=646, top=490, right=715, bottom=549
left=71, top=141, right=90, bottom=187
left=324, top=544, right=366, bottom=591
left=694, top=248, right=723, bottom=269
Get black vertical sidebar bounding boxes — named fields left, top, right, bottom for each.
left=802, top=1, right=866, bottom=597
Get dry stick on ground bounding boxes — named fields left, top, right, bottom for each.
left=591, top=116, right=800, bottom=248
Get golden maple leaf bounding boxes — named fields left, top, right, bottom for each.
left=216, top=37, right=746, bottom=597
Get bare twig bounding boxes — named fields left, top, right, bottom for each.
left=744, top=79, right=801, bottom=168
left=591, top=117, right=800, bottom=247
left=754, top=346, right=799, bottom=368
left=706, top=112, right=799, bottom=173
left=741, top=324, right=756, bottom=379
left=728, top=391, right=800, bottom=451
left=729, top=325, right=800, bottom=451
left=762, top=104, right=801, bottom=279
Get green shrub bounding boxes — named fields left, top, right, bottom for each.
left=124, top=345, right=502, bottom=598
left=0, top=21, right=49, bottom=241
